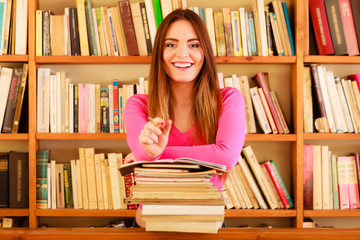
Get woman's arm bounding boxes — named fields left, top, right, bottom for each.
left=158, top=88, right=246, bottom=169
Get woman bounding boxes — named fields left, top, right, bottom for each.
left=124, top=9, right=246, bottom=227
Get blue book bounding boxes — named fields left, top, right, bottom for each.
left=199, top=8, right=206, bottom=24
left=282, top=2, right=295, bottom=56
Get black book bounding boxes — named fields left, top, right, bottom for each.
left=18, top=83, right=28, bottom=133
left=139, top=2, right=152, bottom=56
left=9, top=151, right=29, bottom=208
left=100, top=88, right=109, bottom=133
left=69, top=8, right=81, bottom=56
left=85, top=7, right=95, bottom=56
left=74, top=84, right=79, bottom=133
left=0, top=153, right=9, bottom=208
left=2, top=68, right=23, bottom=133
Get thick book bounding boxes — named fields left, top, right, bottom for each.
left=69, top=8, right=81, bottom=56
left=36, top=150, right=49, bottom=209
left=9, top=151, right=28, bottom=208
left=0, top=153, right=9, bottom=208
left=309, top=0, right=334, bottom=55
left=50, top=15, right=65, bottom=56
left=0, top=67, right=13, bottom=132
left=350, top=0, right=360, bottom=52
left=338, top=0, right=359, bottom=56
left=120, top=158, right=227, bottom=176
left=118, top=0, right=139, bottom=56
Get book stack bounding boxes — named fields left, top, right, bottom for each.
left=120, top=158, right=226, bottom=233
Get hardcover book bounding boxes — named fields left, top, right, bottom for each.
left=9, top=151, right=28, bottom=208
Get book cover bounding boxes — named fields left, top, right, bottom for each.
left=303, top=145, right=313, bottom=210
left=69, top=8, right=81, bottom=56
left=78, top=148, right=89, bottom=209
left=36, top=68, right=50, bottom=133
left=337, top=156, right=350, bottom=209
left=9, top=151, right=28, bottom=208
left=331, top=154, right=340, bottom=209
left=309, top=0, right=335, bottom=55
left=222, top=8, right=234, bottom=56
left=113, top=80, right=119, bottom=133
left=14, top=0, right=27, bottom=55
left=205, top=8, right=217, bottom=56
left=313, top=145, right=322, bottom=209
left=270, top=160, right=294, bottom=208
left=130, top=2, right=148, bottom=56
left=250, top=86, right=272, bottom=134
left=55, top=163, right=65, bottom=208
left=139, top=2, right=152, bottom=56
left=214, top=11, right=226, bottom=57
left=0, top=153, right=9, bottom=208
left=11, top=63, right=28, bottom=133
left=350, top=0, right=360, bottom=52
left=338, top=0, right=359, bottom=56
left=74, top=0, right=89, bottom=56
left=238, top=75, right=256, bottom=133
left=36, top=150, right=48, bottom=209
left=144, top=0, right=157, bottom=46
left=282, top=2, right=295, bottom=55
left=230, top=11, right=242, bottom=56
left=50, top=15, right=65, bottom=56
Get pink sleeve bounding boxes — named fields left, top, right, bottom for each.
left=159, top=88, right=245, bottom=170
left=124, top=94, right=158, bottom=161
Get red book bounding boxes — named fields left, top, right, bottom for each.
left=338, top=0, right=359, bottom=56
left=309, top=0, right=334, bottom=55
left=118, top=0, right=140, bottom=56
left=122, top=159, right=136, bottom=209
left=263, top=161, right=290, bottom=208
left=254, top=72, right=283, bottom=133
left=347, top=73, right=360, bottom=90
left=303, top=145, right=313, bottom=210
left=113, top=80, right=119, bottom=133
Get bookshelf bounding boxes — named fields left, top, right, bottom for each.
left=0, top=0, right=359, bottom=237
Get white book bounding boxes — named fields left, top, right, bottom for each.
left=69, top=83, right=74, bottom=133
left=64, top=8, right=71, bottom=56
left=341, top=79, right=358, bottom=133
left=108, top=84, right=114, bottom=133
left=107, top=8, right=119, bottom=56
left=270, top=12, right=284, bottom=56
left=181, top=0, right=187, bottom=9
left=47, top=163, right=51, bottom=209
left=64, top=77, right=70, bottom=133
left=317, top=65, right=336, bottom=133
left=116, top=153, right=127, bottom=209
left=56, top=163, right=65, bottom=208
left=85, top=148, right=98, bottom=209
left=256, top=0, right=268, bottom=56
left=15, top=0, right=27, bottom=54
left=328, top=150, right=333, bottom=209
left=217, top=72, right=224, bottom=89
left=94, top=154, right=104, bottom=210
left=60, top=72, right=66, bottom=133
left=238, top=75, right=256, bottom=133
left=49, top=75, right=57, bottom=133
left=108, top=153, right=121, bottom=210
left=160, top=0, right=173, bottom=18
left=100, top=154, right=109, bottom=210
left=258, top=88, right=278, bottom=134
left=239, top=8, right=248, bottom=56
left=335, top=76, right=354, bottom=133
left=56, top=72, right=61, bottom=133
left=92, top=8, right=102, bottom=56
left=144, top=0, right=157, bottom=47
left=261, top=165, right=284, bottom=208
left=50, top=160, right=56, bottom=209
left=238, top=157, right=268, bottom=209
left=142, top=204, right=224, bottom=216
left=231, top=74, right=241, bottom=92
left=205, top=8, right=217, bottom=56
left=250, top=87, right=272, bottom=134
left=347, top=80, right=360, bottom=132
left=79, top=148, right=89, bottom=209
left=138, top=77, right=145, bottom=94
left=313, top=145, right=322, bottom=210
left=36, top=68, right=49, bottom=132
left=224, top=77, right=233, bottom=88
left=75, top=159, right=83, bottom=209
left=70, top=160, right=79, bottom=209
left=100, top=7, right=111, bottom=56
left=88, top=84, right=96, bottom=133
left=321, top=146, right=330, bottom=209
left=130, top=2, right=148, bottom=56
left=325, top=71, right=347, bottom=132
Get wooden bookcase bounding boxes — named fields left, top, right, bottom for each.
left=0, top=0, right=360, bottom=238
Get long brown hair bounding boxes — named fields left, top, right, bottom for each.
left=147, top=9, right=222, bottom=144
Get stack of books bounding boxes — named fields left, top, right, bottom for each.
left=120, top=158, right=226, bottom=233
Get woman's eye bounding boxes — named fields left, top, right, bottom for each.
left=189, top=43, right=200, bottom=48
left=166, top=43, right=176, bottom=48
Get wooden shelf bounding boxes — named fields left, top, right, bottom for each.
left=0, top=55, right=28, bottom=62
left=245, top=134, right=296, bottom=142
left=225, top=209, right=296, bottom=217
left=0, top=134, right=29, bottom=140
left=0, top=209, right=29, bottom=217
left=304, top=55, right=360, bottom=64
left=35, top=56, right=296, bottom=64
left=35, top=209, right=136, bottom=217
left=304, top=210, right=360, bottom=217
left=304, top=133, right=360, bottom=140
left=36, top=133, right=127, bottom=140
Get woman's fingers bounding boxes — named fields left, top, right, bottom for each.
left=124, top=152, right=136, bottom=164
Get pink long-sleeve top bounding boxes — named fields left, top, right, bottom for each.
left=124, top=87, right=246, bottom=188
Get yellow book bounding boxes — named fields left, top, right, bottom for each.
left=224, top=174, right=241, bottom=209
left=35, top=10, right=43, bottom=56
left=11, top=0, right=16, bottom=55
left=79, top=148, right=89, bottom=209
left=85, top=147, right=98, bottom=209
left=111, top=6, right=127, bottom=56
left=99, top=154, right=109, bottom=209
left=116, top=153, right=127, bottom=209
left=230, top=11, right=242, bottom=56
left=74, top=0, right=89, bottom=56
left=108, top=153, right=121, bottom=209
left=103, top=7, right=115, bottom=56
left=94, top=154, right=104, bottom=210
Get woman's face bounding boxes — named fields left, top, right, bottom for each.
left=163, top=19, right=204, bottom=85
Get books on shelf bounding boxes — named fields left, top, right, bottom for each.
left=35, top=0, right=295, bottom=57
left=36, top=148, right=133, bottom=210
left=303, top=145, right=360, bottom=210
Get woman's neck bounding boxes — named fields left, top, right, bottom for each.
left=170, top=81, right=194, bottom=108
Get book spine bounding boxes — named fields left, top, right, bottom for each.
left=140, top=2, right=152, bottom=55
left=36, top=150, right=49, bottom=209
left=113, top=80, right=119, bottom=133
left=303, top=145, right=313, bottom=210
left=118, top=0, right=139, bottom=56
left=338, top=0, right=359, bottom=55
left=222, top=8, right=234, bottom=56
left=9, top=152, right=29, bottom=208
left=282, top=2, right=295, bottom=55
left=0, top=153, right=9, bottom=208
left=270, top=160, right=294, bottom=208
left=313, top=145, right=322, bottom=209
left=337, top=156, right=350, bottom=209
left=152, top=0, right=163, bottom=28
left=331, top=154, right=340, bottom=209
left=75, top=0, right=89, bottom=56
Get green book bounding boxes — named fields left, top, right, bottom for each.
left=63, top=163, right=74, bottom=208
left=86, top=0, right=98, bottom=56
left=36, top=150, right=49, bottom=209
left=152, top=0, right=162, bottom=28
left=270, top=160, right=294, bottom=208
left=331, top=154, right=339, bottom=209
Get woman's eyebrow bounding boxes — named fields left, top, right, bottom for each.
left=165, top=38, right=178, bottom=41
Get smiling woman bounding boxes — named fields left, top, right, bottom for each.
left=124, top=9, right=246, bottom=228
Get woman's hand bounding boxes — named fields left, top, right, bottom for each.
left=124, top=152, right=136, bottom=164
left=138, top=117, right=172, bottom=158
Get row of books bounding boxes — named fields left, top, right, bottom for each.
left=219, top=72, right=290, bottom=134
left=0, top=151, right=28, bottom=208
left=36, top=68, right=148, bottom=133
left=303, top=145, right=360, bottom=210
left=36, top=148, right=135, bottom=210
left=224, top=145, right=293, bottom=210
left=0, top=217, right=25, bottom=228
left=309, top=0, right=360, bottom=55
left=36, top=0, right=186, bottom=57
left=303, top=65, right=360, bottom=133
left=119, top=158, right=226, bottom=233
left=0, top=0, right=27, bottom=55
left=0, top=64, right=28, bottom=134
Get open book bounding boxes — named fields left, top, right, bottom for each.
left=119, top=158, right=227, bottom=176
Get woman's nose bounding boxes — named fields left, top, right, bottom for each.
left=176, top=44, right=189, bottom=57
